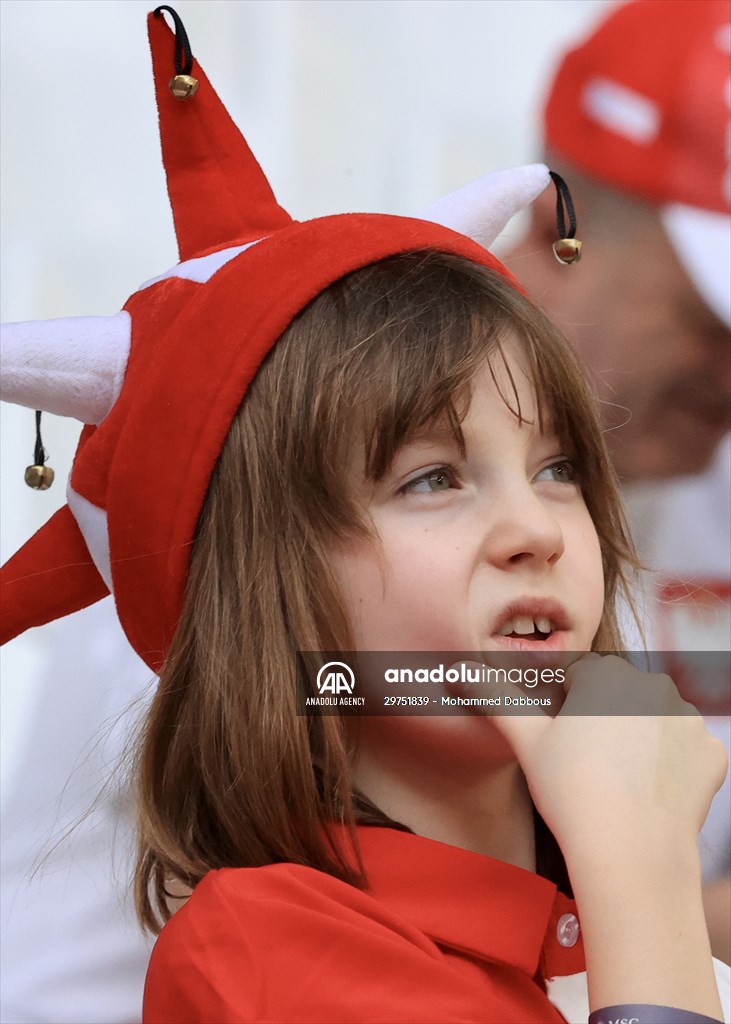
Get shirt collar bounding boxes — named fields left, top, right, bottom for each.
left=354, top=826, right=585, bottom=980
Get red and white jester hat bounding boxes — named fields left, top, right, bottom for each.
left=0, top=6, right=577, bottom=672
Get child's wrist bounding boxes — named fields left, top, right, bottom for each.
left=566, top=836, right=705, bottom=944
left=562, top=828, right=701, bottom=886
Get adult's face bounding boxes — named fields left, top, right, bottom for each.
left=505, top=186, right=731, bottom=482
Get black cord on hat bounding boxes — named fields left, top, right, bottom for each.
left=549, top=171, right=582, bottom=264
left=33, top=410, right=47, bottom=467
left=25, top=410, right=54, bottom=490
left=549, top=171, right=577, bottom=239
left=153, top=6, right=199, bottom=99
left=154, top=5, right=193, bottom=75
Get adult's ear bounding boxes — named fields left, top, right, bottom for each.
left=508, top=185, right=561, bottom=261
left=502, top=186, right=564, bottom=296
left=533, top=186, right=564, bottom=249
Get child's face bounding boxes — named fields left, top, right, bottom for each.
left=330, top=338, right=605, bottom=661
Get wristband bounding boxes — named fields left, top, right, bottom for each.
left=589, top=1006, right=724, bottom=1024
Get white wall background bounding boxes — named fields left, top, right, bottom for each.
left=0, top=0, right=612, bottom=788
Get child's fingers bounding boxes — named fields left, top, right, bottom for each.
left=561, top=652, right=695, bottom=716
left=447, top=660, right=552, bottom=763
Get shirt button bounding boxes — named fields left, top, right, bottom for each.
left=557, top=913, right=580, bottom=947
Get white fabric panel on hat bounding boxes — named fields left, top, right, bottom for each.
left=67, top=485, right=113, bottom=593
left=138, top=239, right=262, bottom=289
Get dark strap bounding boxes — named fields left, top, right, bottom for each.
left=153, top=5, right=194, bottom=76
left=549, top=170, right=577, bottom=240
left=589, top=1005, right=724, bottom=1024
left=33, top=409, right=47, bottom=467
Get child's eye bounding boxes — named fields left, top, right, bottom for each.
left=400, top=466, right=457, bottom=495
left=534, top=459, right=576, bottom=484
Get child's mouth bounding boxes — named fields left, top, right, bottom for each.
left=497, top=616, right=554, bottom=642
left=489, top=606, right=571, bottom=652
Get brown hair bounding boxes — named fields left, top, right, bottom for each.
left=134, top=250, right=638, bottom=931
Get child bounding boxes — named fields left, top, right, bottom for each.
left=1, top=8, right=728, bottom=1024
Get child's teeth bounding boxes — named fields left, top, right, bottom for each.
left=497, top=615, right=554, bottom=636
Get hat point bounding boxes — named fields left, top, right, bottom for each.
left=147, top=9, right=293, bottom=261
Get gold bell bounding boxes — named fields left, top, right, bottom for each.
left=552, top=238, right=583, bottom=265
left=169, top=74, right=199, bottom=100
left=25, top=464, right=55, bottom=490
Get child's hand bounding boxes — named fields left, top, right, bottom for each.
left=465, top=654, right=728, bottom=862
left=464, top=656, right=729, bottom=1019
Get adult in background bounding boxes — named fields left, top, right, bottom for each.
left=505, top=0, right=731, bottom=963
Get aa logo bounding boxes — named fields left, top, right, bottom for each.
left=317, top=662, right=355, bottom=695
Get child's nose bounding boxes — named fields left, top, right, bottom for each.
left=481, top=487, right=565, bottom=569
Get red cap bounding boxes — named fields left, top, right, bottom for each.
left=545, top=0, right=730, bottom=324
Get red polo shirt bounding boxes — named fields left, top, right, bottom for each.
left=143, top=826, right=584, bottom=1022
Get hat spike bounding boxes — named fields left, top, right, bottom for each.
left=417, top=163, right=551, bottom=248
left=148, top=9, right=293, bottom=260
left=0, top=504, right=109, bottom=645
left=0, top=313, right=131, bottom=425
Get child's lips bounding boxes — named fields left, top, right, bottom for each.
left=487, top=630, right=569, bottom=653
left=487, top=626, right=565, bottom=651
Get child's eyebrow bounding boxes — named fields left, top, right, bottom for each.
left=397, top=425, right=462, bottom=450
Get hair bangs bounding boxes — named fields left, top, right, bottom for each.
left=300, top=252, right=603, bottom=498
